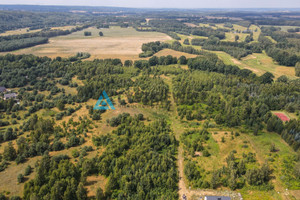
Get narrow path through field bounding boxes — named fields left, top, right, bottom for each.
left=164, top=76, right=239, bottom=200
left=164, top=76, right=190, bottom=199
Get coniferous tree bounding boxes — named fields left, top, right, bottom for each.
left=3, top=142, right=17, bottom=161
left=96, top=187, right=105, bottom=200
left=76, top=183, right=87, bottom=200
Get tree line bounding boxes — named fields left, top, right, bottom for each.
left=0, top=25, right=89, bottom=52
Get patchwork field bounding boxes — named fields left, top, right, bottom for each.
left=5, top=27, right=171, bottom=61
left=176, top=25, right=297, bottom=79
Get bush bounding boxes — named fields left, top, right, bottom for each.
left=24, top=165, right=32, bottom=176
left=0, top=194, right=6, bottom=200
left=52, top=140, right=65, bottom=151
left=221, top=137, right=225, bottom=143
left=55, top=112, right=64, bottom=120
left=17, top=174, right=24, bottom=183
left=203, top=150, right=210, bottom=157
left=15, top=154, right=26, bottom=164
left=72, top=150, right=80, bottom=158
left=183, top=38, right=190, bottom=45
left=84, top=31, right=92, bottom=36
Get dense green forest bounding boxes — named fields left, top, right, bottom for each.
left=0, top=11, right=91, bottom=33
left=0, top=37, right=49, bottom=52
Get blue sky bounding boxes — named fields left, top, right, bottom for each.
left=0, top=0, right=299, bottom=8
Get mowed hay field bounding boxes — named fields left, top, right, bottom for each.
left=7, top=27, right=171, bottom=61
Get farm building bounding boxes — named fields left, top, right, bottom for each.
left=4, top=93, right=17, bottom=100
left=0, top=87, right=6, bottom=93
left=204, top=196, right=231, bottom=200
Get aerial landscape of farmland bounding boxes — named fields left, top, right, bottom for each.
left=0, top=1, right=299, bottom=200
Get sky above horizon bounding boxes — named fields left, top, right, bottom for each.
left=0, top=0, right=300, bottom=8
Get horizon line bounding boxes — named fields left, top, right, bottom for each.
left=0, top=4, right=300, bottom=10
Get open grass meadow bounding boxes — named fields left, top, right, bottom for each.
left=205, top=50, right=296, bottom=79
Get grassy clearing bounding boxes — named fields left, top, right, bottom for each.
left=221, top=24, right=260, bottom=42
left=249, top=25, right=261, bottom=41
left=199, top=23, right=214, bottom=28
left=86, top=175, right=107, bottom=198
left=202, top=49, right=296, bottom=79
left=195, top=128, right=297, bottom=200
left=5, top=27, right=171, bottom=61
left=223, top=32, right=248, bottom=42
left=184, top=23, right=199, bottom=28
left=194, top=130, right=259, bottom=179
left=183, top=23, right=259, bottom=43
left=0, top=156, right=40, bottom=197
left=50, top=25, right=77, bottom=31
left=241, top=53, right=296, bottom=79
left=177, top=33, right=208, bottom=45
left=239, top=188, right=282, bottom=200
left=262, top=25, right=300, bottom=32
left=56, top=84, right=78, bottom=95
left=246, top=131, right=298, bottom=198
left=178, top=124, right=296, bottom=200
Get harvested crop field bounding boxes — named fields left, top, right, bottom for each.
left=4, top=27, right=171, bottom=61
